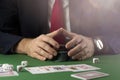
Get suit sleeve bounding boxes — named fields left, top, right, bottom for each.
left=0, top=0, right=23, bottom=54
left=94, top=31, right=120, bottom=55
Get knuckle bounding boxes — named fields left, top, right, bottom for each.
left=38, top=34, right=46, bottom=39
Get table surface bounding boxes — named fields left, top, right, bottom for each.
left=0, top=54, right=120, bottom=80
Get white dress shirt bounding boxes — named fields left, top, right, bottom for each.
left=48, top=0, right=71, bottom=32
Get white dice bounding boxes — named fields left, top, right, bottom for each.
left=21, top=61, right=28, bottom=67
left=17, top=65, right=23, bottom=72
left=16, top=61, right=28, bottom=72
left=93, top=58, right=100, bottom=63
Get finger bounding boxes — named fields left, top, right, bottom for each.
left=68, top=42, right=87, bottom=56
left=66, top=38, right=77, bottom=49
left=66, top=37, right=82, bottom=49
left=72, top=51, right=86, bottom=60
left=78, top=50, right=88, bottom=60
left=81, top=55, right=87, bottom=60
left=62, top=29, right=75, bottom=38
left=31, top=52, right=46, bottom=61
left=81, top=54, right=90, bottom=60
left=47, top=28, right=62, bottom=38
left=38, top=35, right=60, bottom=49
left=80, top=49, right=93, bottom=60
left=81, top=51, right=93, bottom=60
left=37, top=41, right=57, bottom=56
left=35, top=48, right=53, bottom=59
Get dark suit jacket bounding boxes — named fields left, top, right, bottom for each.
left=0, top=0, right=120, bottom=54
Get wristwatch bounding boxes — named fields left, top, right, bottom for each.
left=93, top=37, right=104, bottom=54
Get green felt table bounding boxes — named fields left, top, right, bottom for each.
left=0, top=53, right=120, bottom=80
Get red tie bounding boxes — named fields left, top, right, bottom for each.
left=50, top=0, right=65, bottom=44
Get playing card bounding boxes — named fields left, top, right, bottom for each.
left=65, top=64, right=100, bottom=72
left=0, top=71, right=18, bottom=77
left=47, top=65, right=69, bottom=72
left=25, top=64, right=100, bottom=74
left=0, top=66, right=18, bottom=77
left=71, top=71, right=109, bottom=80
left=25, top=66, right=52, bottom=74
left=25, top=65, right=66, bottom=74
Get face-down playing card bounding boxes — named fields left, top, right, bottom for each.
left=71, top=71, right=109, bottom=80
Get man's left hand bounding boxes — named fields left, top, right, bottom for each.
left=61, top=29, right=95, bottom=60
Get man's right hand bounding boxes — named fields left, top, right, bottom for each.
left=15, top=29, right=61, bottom=61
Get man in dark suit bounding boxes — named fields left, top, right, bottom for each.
left=0, top=0, right=120, bottom=61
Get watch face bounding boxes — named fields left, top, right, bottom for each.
left=94, top=38, right=103, bottom=50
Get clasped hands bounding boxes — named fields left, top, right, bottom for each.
left=16, top=28, right=95, bottom=61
